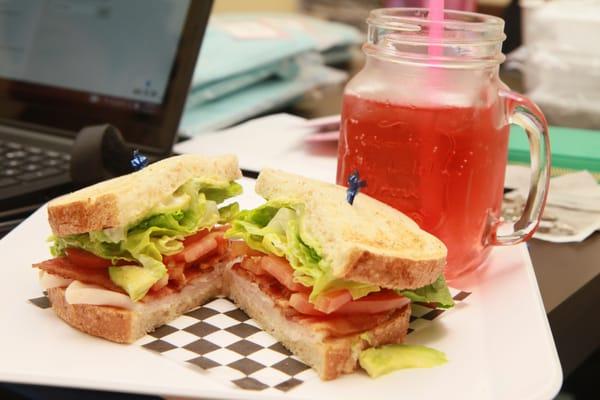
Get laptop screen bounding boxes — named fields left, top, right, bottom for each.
left=0, top=0, right=208, bottom=154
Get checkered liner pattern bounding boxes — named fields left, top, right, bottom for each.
left=29, top=288, right=471, bottom=393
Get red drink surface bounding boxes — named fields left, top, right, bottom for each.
left=337, top=95, right=510, bottom=278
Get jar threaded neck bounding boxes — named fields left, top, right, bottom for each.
left=366, top=8, right=506, bottom=68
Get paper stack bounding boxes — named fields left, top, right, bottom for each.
left=180, top=13, right=361, bottom=135
left=504, top=166, right=600, bottom=243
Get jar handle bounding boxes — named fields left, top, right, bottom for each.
left=490, top=90, right=552, bottom=245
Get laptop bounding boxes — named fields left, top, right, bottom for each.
left=0, top=0, right=212, bottom=217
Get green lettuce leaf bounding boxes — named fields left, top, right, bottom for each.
left=218, top=203, right=240, bottom=223
left=225, top=202, right=380, bottom=302
left=51, top=179, right=241, bottom=300
left=398, top=275, right=455, bottom=309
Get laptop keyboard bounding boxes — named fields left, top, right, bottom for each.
left=0, top=139, right=70, bottom=188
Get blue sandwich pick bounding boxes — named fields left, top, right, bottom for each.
left=346, top=170, right=366, bottom=205
left=130, top=149, right=149, bottom=171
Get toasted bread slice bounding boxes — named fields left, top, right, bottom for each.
left=224, top=267, right=410, bottom=380
left=48, top=154, right=241, bottom=237
left=46, top=267, right=223, bottom=344
left=255, top=169, right=446, bottom=290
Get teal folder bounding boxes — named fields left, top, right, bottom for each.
left=509, top=125, right=600, bottom=178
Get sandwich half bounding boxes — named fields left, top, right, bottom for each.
left=34, top=154, right=242, bottom=343
left=224, top=169, right=452, bottom=380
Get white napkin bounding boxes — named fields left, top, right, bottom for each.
left=175, top=113, right=338, bottom=182
left=504, top=166, right=600, bottom=243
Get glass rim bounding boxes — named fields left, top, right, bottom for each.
left=367, top=8, right=506, bottom=44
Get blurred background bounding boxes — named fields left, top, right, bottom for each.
left=182, top=0, right=600, bottom=137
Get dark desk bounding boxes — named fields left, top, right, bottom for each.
left=529, top=235, right=600, bottom=375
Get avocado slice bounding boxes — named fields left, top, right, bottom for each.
left=359, top=344, right=447, bottom=378
left=108, top=266, right=161, bottom=302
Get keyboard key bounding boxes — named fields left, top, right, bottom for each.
left=25, top=146, right=42, bottom=154
left=22, top=164, right=40, bottom=172
left=28, top=154, right=44, bottom=163
left=45, top=158, right=63, bottom=167
left=0, top=177, right=18, bottom=187
left=5, top=150, right=26, bottom=159
left=5, top=142, right=22, bottom=150
left=61, top=153, right=71, bottom=161
left=4, top=159, right=21, bottom=168
left=19, top=168, right=61, bottom=181
left=1, top=168, right=20, bottom=177
left=45, top=150, right=60, bottom=158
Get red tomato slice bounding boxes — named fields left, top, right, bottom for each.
left=239, top=257, right=266, bottom=276
left=313, top=289, right=353, bottom=314
left=180, top=237, right=218, bottom=263
left=259, top=255, right=310, bottom=293
left=164, top=232, right=222, bottom=264
left=182, top=229, right=210, bottom=245
left=289, top=290, right=409, bottom=316
left=289, top=292, right=326, bottom=316
left=334, top=290, right=410, bottom=315
left=64, top=248, right=112, bottom=269
left=229, top=241, right=264, bottom=258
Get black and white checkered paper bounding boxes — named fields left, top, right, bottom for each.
left=30, top=288, right=471, bottom=393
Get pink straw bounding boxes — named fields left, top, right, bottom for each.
left=428, top=0, right=445, bottom=58
left=427, top=0, right=445, bottom=89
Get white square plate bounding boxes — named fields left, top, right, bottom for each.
left=0, top=178, right=562, bottom=399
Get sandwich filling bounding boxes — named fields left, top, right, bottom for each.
left=35, top=178, right=242, bottom=302
left=228, top=249, right=412, bottom=337
left=225, top=201, right=454, bottom=330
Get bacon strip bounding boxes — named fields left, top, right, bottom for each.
left=34, top=257, right=124, bottom=293
left=163, top=232, right=228, bottom=290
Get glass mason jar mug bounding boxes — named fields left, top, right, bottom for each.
left=336, top=9, right=551, bottom=279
